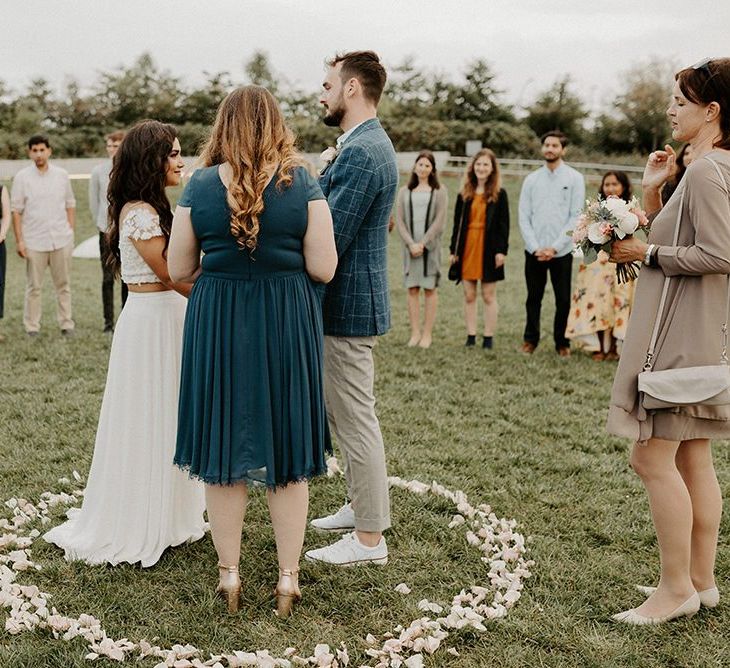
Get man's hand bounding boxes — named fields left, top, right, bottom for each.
left=495, top=253, right=506, bottom=268
left=16, top=239, right=27, bottom=258
left=535, top=247, right=556, bottom=262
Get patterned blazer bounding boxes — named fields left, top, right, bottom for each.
left=319, top=118, right=398, bottom=337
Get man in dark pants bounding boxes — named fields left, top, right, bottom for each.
left=89, top=130, right=126, bottom=332
left=518, top=131, right=585, bottom=356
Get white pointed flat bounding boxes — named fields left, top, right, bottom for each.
left=636, top=585, right=720, bottom=608
left=612, top=593, right=700, bottom=625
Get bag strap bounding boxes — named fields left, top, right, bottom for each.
left=452, top=196, right=467, bottom=255
left=644, top=155, right=730, bottom=370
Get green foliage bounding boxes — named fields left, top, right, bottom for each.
left=524, top=76, right=589, bottom=144
left=0, top=53, right=681, bottom=158
left=591, top=58, right=678, bottom=154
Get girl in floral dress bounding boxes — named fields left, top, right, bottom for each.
left=566, top=171, right=635, bottom=360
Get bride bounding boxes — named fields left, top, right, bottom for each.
left=44, top=120, right=206, bottom=567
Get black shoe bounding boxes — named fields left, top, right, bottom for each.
left=465, top=335, right=476, bottom=347
left=482, top=336, right=493, bottom=349
left=103, top=325, right=114, bottom=334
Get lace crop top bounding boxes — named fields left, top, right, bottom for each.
left=119, top=207, right=164, bottom=284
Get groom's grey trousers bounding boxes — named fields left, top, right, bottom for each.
left=323, top=335, right=391, bottom=533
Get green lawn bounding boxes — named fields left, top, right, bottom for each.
left=0, top=174, right=728, bottom=667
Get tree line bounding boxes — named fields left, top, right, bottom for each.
left=0, top=52, right=677, bottom=161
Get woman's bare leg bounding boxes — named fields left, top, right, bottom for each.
left=419, top=288, right=438, bottom=348
left=462, top=280, right=477, bottom=336
left=481, top=282, right=498, bottom=337
left=628, top=438, right=695, bottom=616
left=406, top=287, right=421, bottom=346
left=675, top=439, right=721, bottom=591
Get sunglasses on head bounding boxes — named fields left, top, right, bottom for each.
left=692, top=57, right=714, bottom=73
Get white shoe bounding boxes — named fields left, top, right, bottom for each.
left=612, top=593, right=700, bottom=625
left=305, top=532, right=388, bottom=566
left=310, top=502, right=356, bottom=532
left=636, top=584, right=720, bottom=608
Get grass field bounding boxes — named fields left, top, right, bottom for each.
left=1, top=172, right=728, bottom=668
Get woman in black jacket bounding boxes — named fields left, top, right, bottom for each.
left=449, top=148, right=510, bottom=348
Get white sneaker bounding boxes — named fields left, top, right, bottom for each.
left=305, top=532, right=388, bottom=566
left=310, top=502, right=356, bottom=532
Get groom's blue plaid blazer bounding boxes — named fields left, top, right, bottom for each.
left=319, top=118, right=398, bottom=337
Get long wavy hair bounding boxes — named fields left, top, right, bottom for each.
left=199, top=85, right=300, bottom=253
left=459, top=148, right=501, bottom=203
left=106, top=120, right=176, bottom=277
left=407, top=150, right=441, bottom=190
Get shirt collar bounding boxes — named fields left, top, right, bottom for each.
left=336, top=120, right=367, bottom=149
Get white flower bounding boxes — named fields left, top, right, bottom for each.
left=616, top=212, right=639, bottom=236
left=587, top=222, right=611, bottom=245
left=603, top=196, right=630, bottom=217
left=319, top=147, right=338, bottom=165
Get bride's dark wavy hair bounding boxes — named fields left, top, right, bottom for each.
left=105, top=120, right=177, bottom=277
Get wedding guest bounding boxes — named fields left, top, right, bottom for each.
left=661, top=143, right=693, bottom=204
left=608, top=57, right=730, bottom=624
left=566, top=171, right=635, bottom=360
left=0, top=184, right=10, bottom=343
left=395, top=150, right=448, bottom=348
left=44, top=120, right=206, bottom=566
left=11, top=135, right=76, bottom=337
left=306, top=51, right=398, bottom=566
left=170, top=86, right=336, bottom=616
left=449, top=148, right=509, bottom=349
left=89, top=130, right=127, bottom=333
left=518, top=131, right=585, bottom=356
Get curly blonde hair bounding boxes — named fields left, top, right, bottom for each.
left=200, top=85, right=301, bottom=252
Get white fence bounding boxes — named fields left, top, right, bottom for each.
left=1, top=153, right=645, bottom=183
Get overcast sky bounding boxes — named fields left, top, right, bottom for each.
left=2, top=0, right=728, bottom=113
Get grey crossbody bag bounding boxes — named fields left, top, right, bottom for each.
left=638, top=156, right=730, bottom=410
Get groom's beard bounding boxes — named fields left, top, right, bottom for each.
left=322, top=103, right=345, bottom=128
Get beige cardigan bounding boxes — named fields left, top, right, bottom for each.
left=395, top=185, right=448, bottom=281
left=607, top=151, right=730, bottom=442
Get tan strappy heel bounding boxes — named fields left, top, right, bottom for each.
left=274, top=568, right=301, bottom=618
left=216, top=563, right=241, bottom=614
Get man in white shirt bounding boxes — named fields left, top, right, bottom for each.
left=89, top=130, right=126, bottom=333
left=11, top=135, right=77, bottom=337
left=518, top=130, right=585, bottom=357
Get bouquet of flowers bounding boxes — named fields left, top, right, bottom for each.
left=571, top=195, right=650, bottom=283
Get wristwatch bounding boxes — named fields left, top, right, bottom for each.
left=643, top=244, right=655, bottom=267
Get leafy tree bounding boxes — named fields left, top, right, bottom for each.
left=244, top=51, right=280, bottom=94
left=592, top=57, right=676, bottom=154
left=524, top=76, right=588, bottom=143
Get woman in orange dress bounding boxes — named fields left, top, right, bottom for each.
left=449, top=149, right=510, bottom=348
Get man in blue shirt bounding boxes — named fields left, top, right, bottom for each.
left=518, top=131, right=585, bottom=356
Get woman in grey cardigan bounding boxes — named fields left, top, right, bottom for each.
left=396, top=151, right=448, bottom=348
left=608, top=58, right=730, bottom=625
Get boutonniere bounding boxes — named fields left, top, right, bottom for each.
left=319, top=146, right=339, bottom=167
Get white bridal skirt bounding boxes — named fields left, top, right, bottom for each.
left=44, top=291, right=206, bottom=567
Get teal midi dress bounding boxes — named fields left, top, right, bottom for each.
left=174, top=165, right=331, bottom=487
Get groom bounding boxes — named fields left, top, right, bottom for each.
left=305, top=51, right=398, bottom=566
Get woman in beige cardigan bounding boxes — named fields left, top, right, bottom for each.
left=396, top=151, right=448, bottom=348
left=608, top=58, right=730, bottom=625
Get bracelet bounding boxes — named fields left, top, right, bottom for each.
left=643, top=244, right=655, bottom=267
